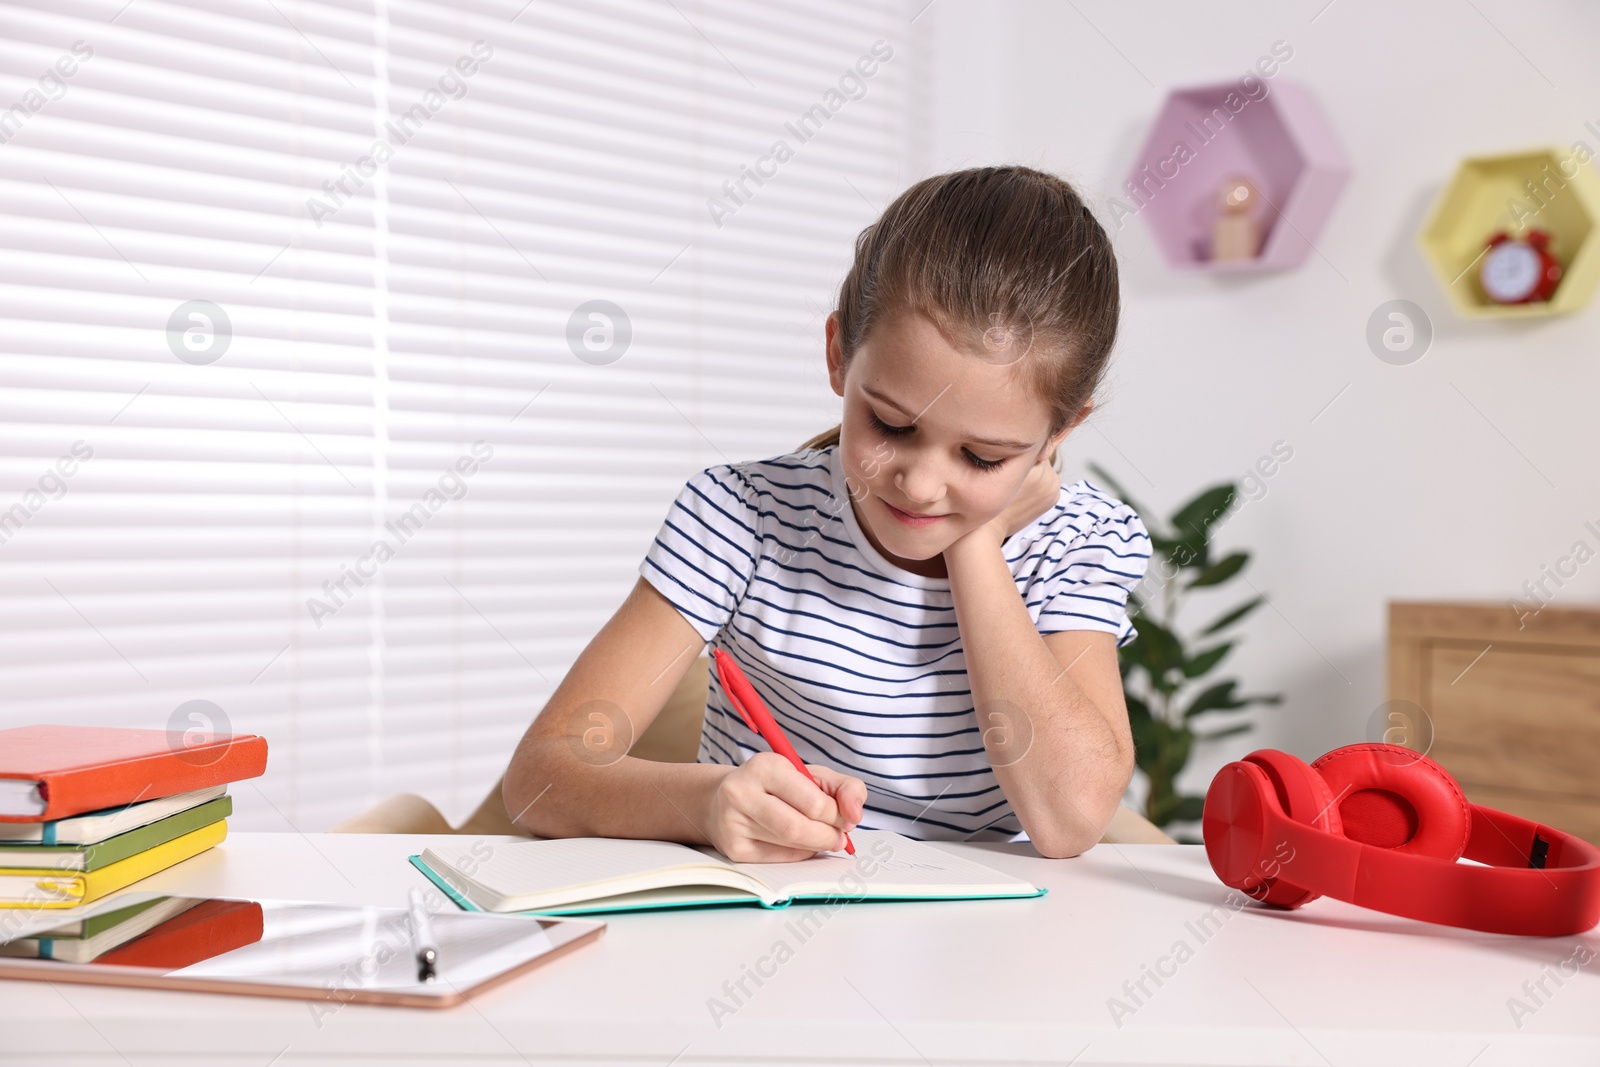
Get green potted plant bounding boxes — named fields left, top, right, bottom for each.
left=1088, top=465, right=1282, bottom=842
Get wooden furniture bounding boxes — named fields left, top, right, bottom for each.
left=1388, top=601, right=1600, bottom=845
left=333, top=655, right=1176, bottom=845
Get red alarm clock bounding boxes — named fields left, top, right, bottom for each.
left=1479, top=229, right=1562, bottom=304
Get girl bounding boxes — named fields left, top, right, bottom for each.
left=504, top=166, right=1150, bottom=861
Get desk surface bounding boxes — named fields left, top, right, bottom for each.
left=1, top=832, right=1595, bottom=1066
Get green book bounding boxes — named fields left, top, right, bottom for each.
left=34, top=895, right=169, bottom=940
left=1, top=896, right=200, bottom=962
left=0, top=796, right=231, bottom=872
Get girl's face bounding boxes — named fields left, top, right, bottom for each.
left=825, top=308, right=1071, bottom=577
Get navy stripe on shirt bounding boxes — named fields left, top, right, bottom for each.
left=640, top=444, right=1150, bottom=841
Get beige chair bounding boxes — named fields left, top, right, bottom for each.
left=331, top=656, right=1176, bottom=845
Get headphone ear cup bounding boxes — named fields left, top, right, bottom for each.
left=1310, top=743, right=1471, bottom=862
left=1236, top=749, right=1343, bottom=908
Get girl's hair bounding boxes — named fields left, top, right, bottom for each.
left=800, top=165, right=1119, bottom=452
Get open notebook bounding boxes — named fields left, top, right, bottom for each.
left=410, top=829, right=1044, bottom=916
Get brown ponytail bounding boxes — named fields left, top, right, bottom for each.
left=797, top=425, right=842, bottom=451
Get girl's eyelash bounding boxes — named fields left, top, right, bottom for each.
left=867, top=409, right=1006, bottom=472
left=868, top=410, right=913, bottom=437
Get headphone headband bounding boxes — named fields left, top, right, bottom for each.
left=1205, top=756, right=1600, bottom=937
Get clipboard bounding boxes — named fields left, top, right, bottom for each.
left=0, top=892, right=604, bottom=1008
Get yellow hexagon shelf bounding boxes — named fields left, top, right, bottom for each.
left=1419, top=146, right=1600, bottom=318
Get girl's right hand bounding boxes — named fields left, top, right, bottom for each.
left=704, top=752, right=866, bottom=862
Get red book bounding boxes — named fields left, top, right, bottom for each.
left=0, top=726, right=268, bottom=823
left=92, top=898, right=265, bottom=969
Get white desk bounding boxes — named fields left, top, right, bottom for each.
left=1, top=832, right=1595, bottom=1066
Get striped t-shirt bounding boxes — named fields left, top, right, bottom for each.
left=639, top=443, right=1151, bottom=842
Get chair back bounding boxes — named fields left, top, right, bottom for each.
left=457, top=655, right=711, bottom=835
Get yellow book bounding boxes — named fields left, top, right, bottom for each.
left=0, top=820, right=227, bottom=908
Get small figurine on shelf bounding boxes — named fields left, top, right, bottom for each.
left=1210, top=175, right=1262, bottom=262
left=1478, top=229, right=1562, bottom=305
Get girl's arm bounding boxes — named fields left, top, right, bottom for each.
left=943, top=465, right=1137, bottom=859
left=502, top=577, right=864, bottom=861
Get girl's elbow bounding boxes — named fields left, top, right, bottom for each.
left=1032, top=781, right=1125, bottom=858
left=1031, top=827, right=1100, bottom=859
left=500, top=773, right=534, bottom=834
left=502, top=744, right=560, bottom=835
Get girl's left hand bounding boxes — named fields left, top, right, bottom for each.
left=960, top=457, right=1061, bottom=551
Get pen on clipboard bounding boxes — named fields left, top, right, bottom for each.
left=408, top=886, right=439, bottom=983
left=712, top=648, right=856, bottom=856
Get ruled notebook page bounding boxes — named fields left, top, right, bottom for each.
left=718, top=830, right=1041, bottom=899
left=423, top=837, right=766, bottom=910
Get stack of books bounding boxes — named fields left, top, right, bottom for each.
left=0, top=725, right=268, bottom=910
left=0, top=894, right=265, bottom=965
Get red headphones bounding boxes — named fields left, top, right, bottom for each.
left=1202, top=743, right=1600, bottom=936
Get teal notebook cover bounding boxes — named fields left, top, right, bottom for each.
left=408, top=852, right=1046, bottom=919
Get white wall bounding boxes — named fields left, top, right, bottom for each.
left=911, top=0, right=1600, bottom=801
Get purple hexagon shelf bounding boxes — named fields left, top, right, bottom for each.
left=1124, top=79, right=1350, bottom=272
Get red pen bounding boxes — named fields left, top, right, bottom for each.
left=712, top=648, right=856, bottom=856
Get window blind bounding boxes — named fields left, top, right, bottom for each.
left=0, top=0, right=913, bottom=830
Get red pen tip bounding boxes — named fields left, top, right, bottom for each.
left=844, top=835, right=856, bottom=855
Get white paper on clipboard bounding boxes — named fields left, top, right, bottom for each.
left=0, top=894, right=604, bottom=1008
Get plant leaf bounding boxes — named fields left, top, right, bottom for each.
left=1195, top=722, right=1256, bottom=742
left=1146, top=791, right=1181, bottom=826
left=1126, top=697, right=1164, bottom=764
left=1129, top=717, right=1156, bottom=762
left=1135, top=718, right=1176, bottom=777
left=1181, top=679, right=1242, bottom=718
left=1158, top=793, right=1203, bottom=825
left=1167, top=795, right=1206, bottom=823
left=1170, top=484, right=1235, bottom=543
left=1182, top=642, right=1234, bottom=679
left=1145, top=531, right=1185, bottom=562
left=1129, top=618, right=1185, bottom=691
left=1157, top=729, right=1192, bottom=775
left=1188, top=551, right=1248, bottom=590
left=1189, top=690, right=1285, bottom=717
left=1201, top=596, right=1265, bottom=635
